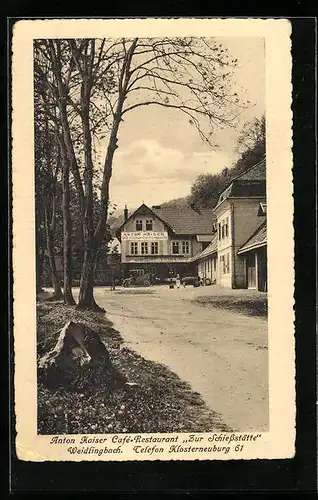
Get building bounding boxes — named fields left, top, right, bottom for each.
left=237, top=216, right=267, bottom=292
left=116, top=203, right=215, bottom=280
left=193, top=158, right=267, bottom=291
left=115, top=158, right=267, bottom=291
left=196, top=234, right=218, bottom=283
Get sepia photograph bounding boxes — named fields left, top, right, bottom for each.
left=12, top=19, right=294, bottom=461
left=34, top=34, right=268, bottom=436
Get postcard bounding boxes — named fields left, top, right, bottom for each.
left=12, top=18, right=294, bottom=461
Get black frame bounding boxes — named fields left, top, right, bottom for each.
left=7, top=15, right=317, bottom=494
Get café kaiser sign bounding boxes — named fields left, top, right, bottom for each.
left=121, top=231, right=168, bottom=241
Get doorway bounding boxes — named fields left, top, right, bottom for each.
left=257, top=246, right=267, bottom=292
left=246, top=253, right=256, bottom=289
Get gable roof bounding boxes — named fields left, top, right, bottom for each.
left=116, top=203, right=173, bottom=234
left=215, top=158, right=267, bottom=208
left=232, top=158, right=266, bottom=182
left=117, top=203, right=215, bottom=236
left=237, top=221, right=267, bottom=254
left=152, top=206, right=215, bottom=235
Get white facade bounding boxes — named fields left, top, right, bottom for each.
left=197, top=256, right=217, bottom=282
left=216, top=205, right=233, bottom=287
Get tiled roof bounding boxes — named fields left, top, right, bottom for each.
left=233, top=158, right=266, bottom=182
left=238, top=221, right=267, bottom=254
left=192, top=234, right=218, bottom=261
left=116, top=203, right=216, bottom=237
left=152, top=206, right=215, bottom=235
left=215, top=158, right=266, bottom=207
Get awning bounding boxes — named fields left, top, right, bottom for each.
left=237, top=223, right=267, bottom=255
left=192, top=235, right=218, bottom=261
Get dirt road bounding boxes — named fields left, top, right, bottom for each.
left=93, top=285, right=268, bottom=432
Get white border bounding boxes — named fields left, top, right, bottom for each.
left=12, top=18, right=294, bottom=461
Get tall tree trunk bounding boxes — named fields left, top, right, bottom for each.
left=48, top=40, right=79, bottom=306
left=56, top=127, right=76, bottom=305
left=94, top=39, right=138, bottom=243
left=77, top=38, right=138, bottom=310
left=77, top=246, right=103, bottom=311
left=36, top=247, right=45, bottom=294
left=61, top=135, right=76, bottom=305
left=77, top=113, right=121, bottom=311
left=76, top=83, right=103, bottom=312
left=36, top=251, right=42, bottom=294
left=35, top=211, right=45, bottom=293
left=44, top=206, right=62, bottom=299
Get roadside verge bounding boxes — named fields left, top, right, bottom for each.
left=37, top=300, right=230, bottom=435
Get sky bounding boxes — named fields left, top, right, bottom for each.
left=108, top=37, right=265, bottom=211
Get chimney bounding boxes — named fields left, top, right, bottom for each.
left=124, top=204, right=128, bottom=221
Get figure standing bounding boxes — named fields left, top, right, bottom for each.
left=176, top=273, right=181, bottom=289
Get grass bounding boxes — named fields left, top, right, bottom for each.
left=37, top=300, right=230, bottom=435
left=194, top=293, right=268, bottom=318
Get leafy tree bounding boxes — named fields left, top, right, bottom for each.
left=34, top=37, right=246, bottom=310
left=34, top=107, right=63, bottom=298
left=190, top=115, right=266, bottom=208
left=235, top=115, right=265, bottom=157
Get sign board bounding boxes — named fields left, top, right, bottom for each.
left=121, top=231, right=168, bottom=241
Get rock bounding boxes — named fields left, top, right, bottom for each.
left=38, top=321, right=125, bottom=390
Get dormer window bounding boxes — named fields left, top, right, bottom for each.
left=135, top=220, right=143, bottom=231
left=146, top=219, right=153, bottom=231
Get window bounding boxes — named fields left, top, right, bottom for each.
left=146, top=219, right=153, bottom=231
left=218, top=218, right=229, bottom=240
left=141, top=242, right=148, bottom=255
left=214, top=258, right=216, bottom=271
left=172, top=241, right=179, bottom=254
left=151, top=242, right=159, bottom=254
left=220, top=253, right=230, bottom=273
left=225, top=253, right=230, bottom=273
left=182, top=241, right=190, bottom=254
left=220, top=255, right=225, bottom=274
left=219, top=253, right=230, bottom=274
left=135, top=220, right=143, bottom=231
left=207, top=260, right=210, bottom=272
left=130, top=242, right=138, bottom=255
